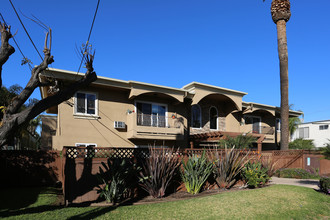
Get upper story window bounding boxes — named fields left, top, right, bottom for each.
left=276, top=118, right=281, bottom=132
left=319, top=125, right=329, bottom=130
left=299, top=127, right=309, bottom=138
left=136, top=101, right=167, bottom=127
left=209, top=106, right=218, bottom=130
left=74, top=92, right=97, bottom=116
left=244, top=116, right=261, bottom=134
left=191, top=104, right=202, bottom=128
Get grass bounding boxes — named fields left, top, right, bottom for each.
left=0, top=185, right=329, bottom=219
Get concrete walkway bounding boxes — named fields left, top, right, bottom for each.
left=270, top=177, right=319, bottom=190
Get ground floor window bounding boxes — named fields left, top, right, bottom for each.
left=319, top=125, right=329, bottom=130
left=299, top=127, right=309, bottom=138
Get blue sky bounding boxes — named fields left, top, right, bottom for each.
left=1, top=0, right=330, bottom=123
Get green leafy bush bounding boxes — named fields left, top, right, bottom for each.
left=242, top=162, right=269, bottom=188
left=289, top=138, right=315, bottom=150
left=319, top=177, right=330, bottom=194
left=181, top=150, right=214, bottom=194
left=138, top=147, right=181, bottom=198
left=97, top=158, right=137, bottom=204
left=275, top=168, right=319, bottom=179
left=219, top=135, right=256, bottom=149
left=212, top=147, right=250, bottom=189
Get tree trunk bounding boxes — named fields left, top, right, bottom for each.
left=276, top=19, right=289, bottom=150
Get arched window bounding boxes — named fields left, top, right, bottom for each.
left=209, top=106, right=218, bottom=130
left=191, top=105, right=202, bottom=128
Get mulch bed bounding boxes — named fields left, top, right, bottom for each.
left=90, top=184, right=258, bottom=207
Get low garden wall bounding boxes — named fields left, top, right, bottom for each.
left=1, top=148, right=328, bottom=205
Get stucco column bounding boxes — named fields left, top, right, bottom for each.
left=190, top=141, right=194, bottom=149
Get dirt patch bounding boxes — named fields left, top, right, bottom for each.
left=90, top=185, right=254, bottom=207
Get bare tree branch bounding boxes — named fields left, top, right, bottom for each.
left=4, top=30, right=54, bottom=118
left=0, top=56, right=97, bottom=147
left=0, top=22, right=15, bottom=88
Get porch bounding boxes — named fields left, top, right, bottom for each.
left=126, top=112, right=184, bottom=140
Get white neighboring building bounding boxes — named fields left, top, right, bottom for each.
left=291, top=120, right=330, bottom=148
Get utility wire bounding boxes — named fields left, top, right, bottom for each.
left=76, top=0, right=100, bottom=74
left=0, top=13, right=32, bottom=71
left=8, top=0, right=43, bottom=61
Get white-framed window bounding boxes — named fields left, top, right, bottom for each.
left=74, top=92, right=98, bottom=116
left=244, top=116, right=261, bottom=134
left=209, top=106, right=218, bottom=130
left=276, top=118, right=281, bottom=132
left=191, top=104, right=202, bottom=128
left=299, top=127, right=309, bottom=138
left=319, top=125, right=329, bottom=130
left=135, top=101, right=168, bottom=127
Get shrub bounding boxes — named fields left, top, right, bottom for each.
left=219, top=135, right=256, bottom=149
left=138, top=147, right=181, bottom=198
left=289, top=138, right=315, bottom=150
left=181, top=150, right=214, bottom=194
left=97, top=158, right=137, bottom=204
left=319, top=177, right=330, bottom=194
left=212, top=147, right=250, bottom=189
left=275, top=168, right=319, bottom=179
left=242, top=161, right=269, bottom=188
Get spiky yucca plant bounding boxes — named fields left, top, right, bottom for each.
left=260, top=155, right=279, bottom=177
left=138, top=147, right=181, bottom=198
left=96, top=158, right=136, bottom=204
left=213, top=147, right=250, bottom=189
left=181, top=150, right=214, bottom=195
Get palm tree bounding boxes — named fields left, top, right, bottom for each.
left=289, top=117, right=300, bottom=138
left=265, top=0, right=291, bottom=150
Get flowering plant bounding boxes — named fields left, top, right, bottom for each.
left=242, top=161, right=269, bottom=188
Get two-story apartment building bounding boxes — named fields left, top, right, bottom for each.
left=40, top=68, right=302, bottom=151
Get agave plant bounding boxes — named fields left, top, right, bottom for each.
left=138, top=147, right=181, bottom=198
left=213, top=147, right=250, bottom=189
left=96, top=158, right=136, bottom=204
left=181, top=150, right=214, bottom=195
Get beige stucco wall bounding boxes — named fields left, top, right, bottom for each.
left=53, top=86, right=134, bottom=150
left=52, top=86, right=188, bottom=150
left=189, top=95, right=241, bottom=134
left=48, top=79, right=285, bottom=150
left=41, top=116, right=57, bottom=150
left=239, top=111, right=278, bottom=144
left=189, top=87, right=243, bottom=111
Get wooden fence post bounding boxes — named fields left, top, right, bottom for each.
left=62, top=147, right=67, bottom=206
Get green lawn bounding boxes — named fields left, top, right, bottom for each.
left=0, top=185, right=329, bottom=219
